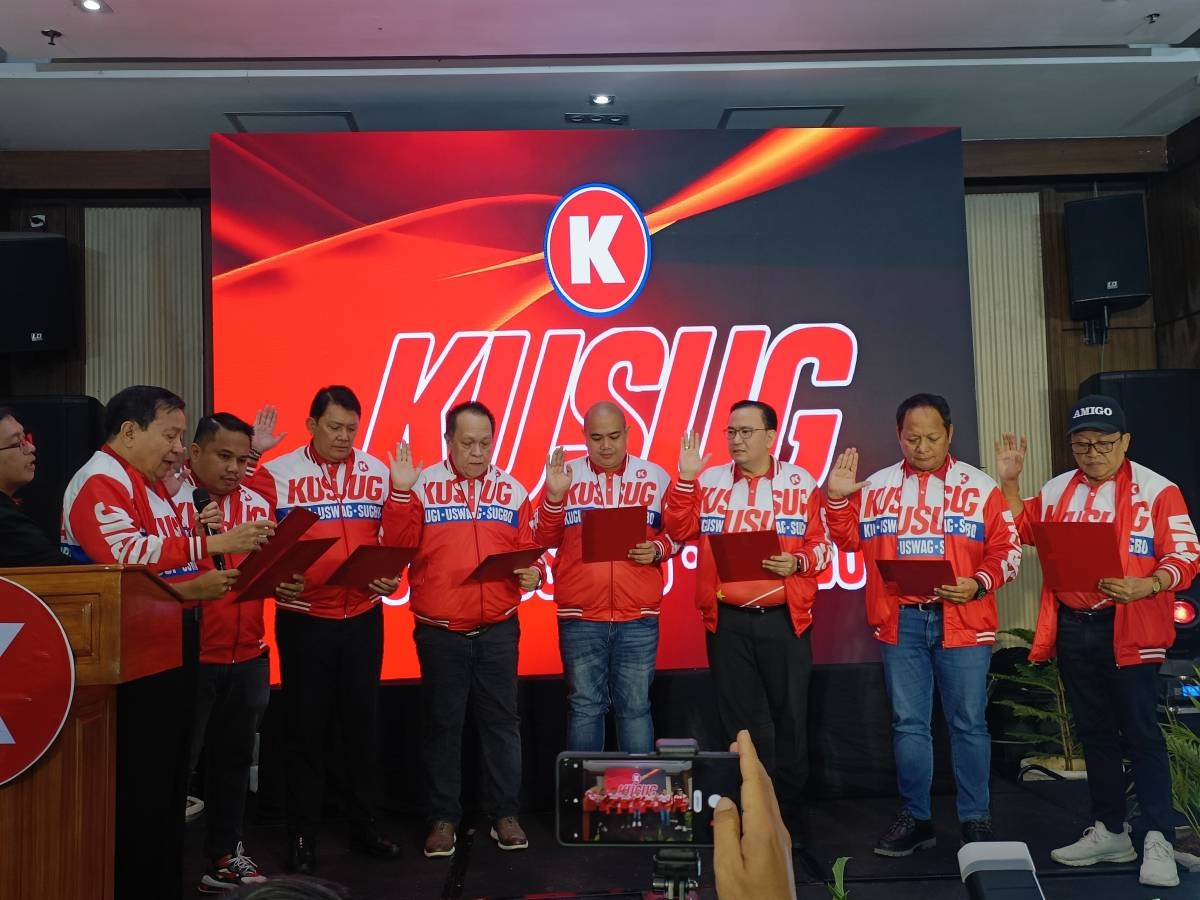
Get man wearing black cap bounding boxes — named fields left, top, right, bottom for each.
left=996, top=395, right=1199, bottom=889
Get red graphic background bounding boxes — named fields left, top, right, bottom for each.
left=211, top=128, right=976, bottom=682
left=0, top=579, right=75, bottom=786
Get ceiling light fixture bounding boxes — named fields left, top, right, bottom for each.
left=589, top=94, right=615, bottom=106
left=74, top=0, right=113, bottom=12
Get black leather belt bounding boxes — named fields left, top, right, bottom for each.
left=1058, top=604, right=1115, bottom=622
left=719, top=603, right=786, bottom=615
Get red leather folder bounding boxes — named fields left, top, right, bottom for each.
left=875, top=558, right=958, bottom=596
left=233, top=537, right=338, bottom=602
left=709, top=530, right=783, bottom=582
left=326, top=545, right=418, bottom=588
left=465, top=547, right=549, bottom=583
left=1031, top=522, right=1125, bottom=592
left=581, top=506, right=648, bottom=563
left=230, top=507, right=319, bottom=599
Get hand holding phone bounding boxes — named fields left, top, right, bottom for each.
left=713, top=730, right=797, bottom=900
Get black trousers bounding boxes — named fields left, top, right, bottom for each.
left=705, top=604, right=812, bottom=813
left=276, top=604, right=384, bottom=838
left=191, top=652, right=271, bottom=860
left=114, top=609, right=198, bottom=900
left=1056, top=606, right=1175, bottom=835
left=413, top=618, right=522, bottom=825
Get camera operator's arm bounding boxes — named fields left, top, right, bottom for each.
left=713, top=730, right=796, bottom=900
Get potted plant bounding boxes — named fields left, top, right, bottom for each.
left=1162, top=665, right=1200, bottom=871
left=990, top=627, right=1085, bottom=778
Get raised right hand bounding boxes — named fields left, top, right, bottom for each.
left=825, top=448, right=869, bottom=500
left=387, top=440, right=423, bottom=492
left=678, top=431, right=711, bottom=481
left=994, top=432, right=1028, bottom=484
left=251, top=405, right=287, bottom=456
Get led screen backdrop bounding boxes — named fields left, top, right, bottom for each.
left=211, top=128, right=977, bottom=681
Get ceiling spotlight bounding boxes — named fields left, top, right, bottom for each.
left=75, top=0, right=113, bottom=11
left=589, top=94, right=615, bottom=106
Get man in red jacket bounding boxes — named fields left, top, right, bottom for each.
left=184, top=412, right=308, bottom=893
left=245, top=387, right=404, bottom=873
left=60, top=385, right=268, bottom=900
left=385, top=400, right=568, bottom=857
left=535, top=401, right=680, bottom=754
left=824, top=393, right=1021, bottom=857
left=664, top=399, right=831, bottom=834
left=996, top=396, right=1199, bottom=889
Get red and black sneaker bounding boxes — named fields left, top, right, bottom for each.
left=198, top=842, right=268, bottom=893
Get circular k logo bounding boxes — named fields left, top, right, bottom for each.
left=0, top=578, right=75, bottom=787
left=544, top=184, right=652, bottom=317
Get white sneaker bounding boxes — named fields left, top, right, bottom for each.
left=1140, top=830, right=1180, bottom=888
left=1050, top=821, right=1137, bottom=866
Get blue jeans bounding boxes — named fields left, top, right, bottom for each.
left=881, top=605, right=993, bottom=822
left=559, top=617, right=659, bottom=753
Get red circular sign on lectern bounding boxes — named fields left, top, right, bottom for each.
left=0, top=577, right=75, bottom=787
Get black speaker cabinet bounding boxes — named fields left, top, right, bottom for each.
left=0, top=395, right=104, bottom=541
left=0, top=232, right=71, bottom=352
left=1064, top=193, right=1151, bottom=322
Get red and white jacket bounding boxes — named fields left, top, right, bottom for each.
left=535, top=455, right=681, bottom=622
left=1017, top=459, right=1199, bottom=667
left=246, top=443, right=401, bottom=620
left=824, top=457, right=1022, bottom=648
left=663, top=458, right=831, bottom=637
left=385, top=460, right=554, bottom=631
left=178, top=470, right=274, bottom=665
left=61, top=445, right=207, bottom=583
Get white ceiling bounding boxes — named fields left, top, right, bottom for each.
left=4, top=0, right=1200, bottom=149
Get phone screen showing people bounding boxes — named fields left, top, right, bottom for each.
left=556, top=752, right=740, bottom=847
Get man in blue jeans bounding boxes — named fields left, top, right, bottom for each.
left=536, top=401, right=681, bottom=752
left=824, top=394, right=1022, bottom=855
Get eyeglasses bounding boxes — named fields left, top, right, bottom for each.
left=1069, top=438, right=1119, bottom=456
left=0, top=432, right=34, bottom=453
left=724, top=427, right=767, bottom=441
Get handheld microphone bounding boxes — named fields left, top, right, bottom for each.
left=192, top=487, right=225, bottom=571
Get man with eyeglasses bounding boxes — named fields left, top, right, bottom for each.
left=996, top=395, right=1199, bottom=888
left=824, top=393, right=1022, bottom=857
left=664, top=399, right=831, bottom=837
left=0, top=406, right=72, bottom=567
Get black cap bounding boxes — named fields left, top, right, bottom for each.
left=1067, top=394, right=1126, bottom=435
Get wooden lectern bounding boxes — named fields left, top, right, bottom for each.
left=0, top=565, right=182, bottom=900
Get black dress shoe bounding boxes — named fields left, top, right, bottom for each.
left=287, top=835, right=316, bottom=874
left=961, top=818, right=995, bottom=845
left=350, top=831, right=402, bottom=858
left=874, top=811, right=936, bottom=857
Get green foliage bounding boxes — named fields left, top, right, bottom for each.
left=1161, top=666, right=1200, bottom=839
left=826, top=856, right=850, bottom=900
left=990, top=628, right=1083, bottom=771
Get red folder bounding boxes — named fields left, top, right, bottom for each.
left=581, top=506, right=648, bottom=563
left=326, top=545, right=418, bottom=588
left=233, top=537, right=338, bottom=602
left=709, top=530, right=783, bottom=583
left=1031, top=522, right=1125, bottom=591
left=230, top=507, right=320, bottom=599
left=876, top=559, right=958, bottom=596
left=465, top=547, right=548, bottom=583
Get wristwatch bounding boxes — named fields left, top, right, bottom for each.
left=972, top=579, right=987, bottom=601
left=1150, top=575, right=1163, bottom=596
